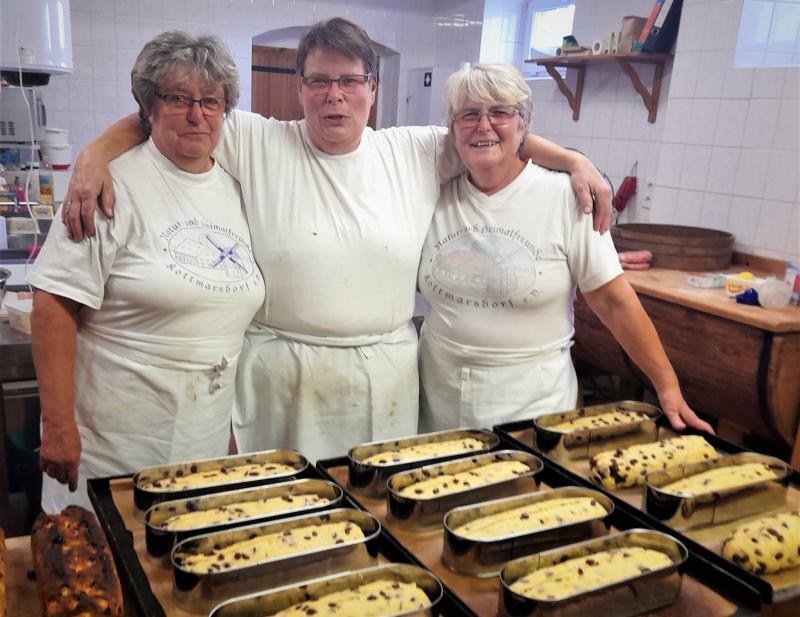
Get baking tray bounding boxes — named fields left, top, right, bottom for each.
left=317, top=452, right=743, bottom=617
left=133, top=449, right=310, bottom=515
left=644, top=452, right=792, bottom=530
left=386, top=450, right=542, bottom=529
left=498, top=529, right=687, bottom=617
left=144, top=478, right=343, bottom=565
left=171, top=508, right=381, bottom=614
left=89, top=467, right=478, bottom=617
left=208, top=563, right=444, bottom=617
left=532, top=401, right=661, bottom=460
left=495, top=418, right=800, bottom=608
left=442, top=486, right=614, bottom=577
left=348, top=428, right=500, bottom=498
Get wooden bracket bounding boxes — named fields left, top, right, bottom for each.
left=543, top=63, right=585, bottom=121
left=532, top=53, right=671, bottom=124
left=616, top=59, right=664, bottom=123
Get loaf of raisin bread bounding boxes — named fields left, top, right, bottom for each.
left=31, top=506, right=123, bottom=617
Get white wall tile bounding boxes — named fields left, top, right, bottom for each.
left=68, top=79, right=94, bottom=111
left=733, top=147, right=770, bottom=197
left=591, top=101, right=614, bottom=137
left=705, top=0, right=741, bottom=51
left=44, top=77, right=70, bottom=112
left=686, top=98, right=719, bottom=145
left=92, top=51, right=118, bottom=81
left=139, top=18, right=164, bottom=45
left=694, top=50, right=729, bottom=98
left=71, top=11, right=93, bottom=47
left=94, top=112, right=121, bottom=136
left=668, top=51, right=701, bottom=98
left=650, top=186, right=678, bottom=224
left=114, top=0, right=139, bottom=17
left=657, top=143, right=686, bottom=188
left=699, top=193, right=731, bottom=230
left=773, top=97, right=800, bottom=151
left=674, top=189, right=704, bottom=226
left=610, top=101, right=635, bottom=141
left=754, top=200, right=796, bottom=252
left=752, top=67, right=785, bottom=97
left=713, top=99, right=749, bottom=147
left=782, top=68, right=800, bottom=99
left=138, top=0, right=162, bottom=19
left=679, top=145, right=713, bottom=191
left=115, top=16, right=141, bottom=51
left=116, top=50, right=138, bottom=84
left=90, top=0, right=114, bottom=15
left=676, top=1, right=710, bottom=52
left=722, top=65, right=753, bottom=98
left=726, top=196, right=762, bottom=246
left=661, top=98, right=692, bottom=143
left=70, top=111, right=96, bottom=142
left=741, top=98, right=780, bottom=148
left=91, top=12, right=117, bottom=48
left=706, top=146, right=740, bottom=194
left=71, top=45, right=94, bottom=80
left=92, top=80, right=118, bottom=114
left=763, top=149, right=800, bottom=202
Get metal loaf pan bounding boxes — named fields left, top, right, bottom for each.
left=208, top=564, right=444, bottom=617
left=171, top=508, right=381, bottom=614
left=499, top=529, right=687, bottom=617
left=387, top=450, right=542, bottom=530
left=644, top=452, right=792, bottom=530
left=133, top=449, right=308, bottom=515
left=442, top=487, right=614, bottom=577
left=348, top=428, right=500, bottom=498
left=533, top=401, right=661, bottom=461
left=144, top=478, right=343, bottom=566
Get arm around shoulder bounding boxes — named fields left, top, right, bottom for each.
left=64, top=114, right=147, bottom=241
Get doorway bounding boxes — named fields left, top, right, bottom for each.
left=251, top=44, right=378, bottom=128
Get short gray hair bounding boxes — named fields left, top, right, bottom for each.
left=297, top=18, right=378, bottom=79
left=443, top=63, right=533, bottom=133
left=131, top=31, right=240, bottom=133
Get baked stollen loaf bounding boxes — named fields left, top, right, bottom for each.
left=590, top=435, right=718, bottom=489
left=722, top=511, right=800, bottom=575
left=31, top=506, right=123, bottom=617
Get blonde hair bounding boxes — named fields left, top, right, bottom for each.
left=443, top=63, right=532, bottom=132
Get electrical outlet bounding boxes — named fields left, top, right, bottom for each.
left=640, top=179, right=654, bottom=210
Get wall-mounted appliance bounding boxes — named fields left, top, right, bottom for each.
left=0, top=0, right=73, bottom=85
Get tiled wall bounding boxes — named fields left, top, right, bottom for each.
left=42, top=0, right=458, bottom=158
left=528, top=0, right=799, bottom=261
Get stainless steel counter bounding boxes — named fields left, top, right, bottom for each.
left=0, top=321, right=34, bottom=381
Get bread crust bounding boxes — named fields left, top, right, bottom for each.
left=31, top=506, right=123, bottom=617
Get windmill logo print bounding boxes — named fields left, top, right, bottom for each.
left=168, top=225, right=255, bottom=284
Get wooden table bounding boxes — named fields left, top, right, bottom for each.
left=573, top=265, right=800, bottom=465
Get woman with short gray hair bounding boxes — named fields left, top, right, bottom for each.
left=30, top=31, right=263, bottom=511
left=418, top=63, right=713, bottom=435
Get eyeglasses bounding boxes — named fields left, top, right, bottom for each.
left=300, top=73, right=372, bottom=93
left=454, top=106, right=520, bottom=129
left=155, top=92, right=226, bottom=115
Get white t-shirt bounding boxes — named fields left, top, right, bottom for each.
left=30, top=138, right=264, bottom=365
left=214, top=111, right=459, bottom=338
left=419, top=162, right=622, bottom=356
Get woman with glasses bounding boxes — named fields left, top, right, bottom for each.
left=418, top=64, right=713, bottom=435
left=29, top=31, right=263, bottom=511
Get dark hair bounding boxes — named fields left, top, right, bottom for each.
left=131, top=31, right=239, bottom=134
left=296, top=18, right=378, bottom=79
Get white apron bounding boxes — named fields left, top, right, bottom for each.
left=233, top=320, right=419, bottom=461
left=418, top=326, right=578, bottom=433
left=41, top=331, right=239, bottom=513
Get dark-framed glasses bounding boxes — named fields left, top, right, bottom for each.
left=155, top=92, right=226, bottom=115
left=454, top=106, right=520, bottom=129
left=300, top=73, right=372, bottom=93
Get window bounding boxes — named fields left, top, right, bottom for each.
left=735, top=0, right=800, bottom=67
left=524, top=0, right=576, bottom=79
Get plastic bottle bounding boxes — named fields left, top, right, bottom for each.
left=38, top=155, right=54, bottom=206
left=12, top=176, right=26, bottom=203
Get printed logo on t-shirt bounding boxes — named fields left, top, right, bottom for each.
left=160, top=219, right=260, bottom=292
left=423, top=225, right=541, bottom=307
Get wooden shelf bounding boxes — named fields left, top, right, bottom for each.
left=526, top=52, right=673, bottom=123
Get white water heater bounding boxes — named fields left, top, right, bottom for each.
left=0, top=0, right=73, bottom=82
